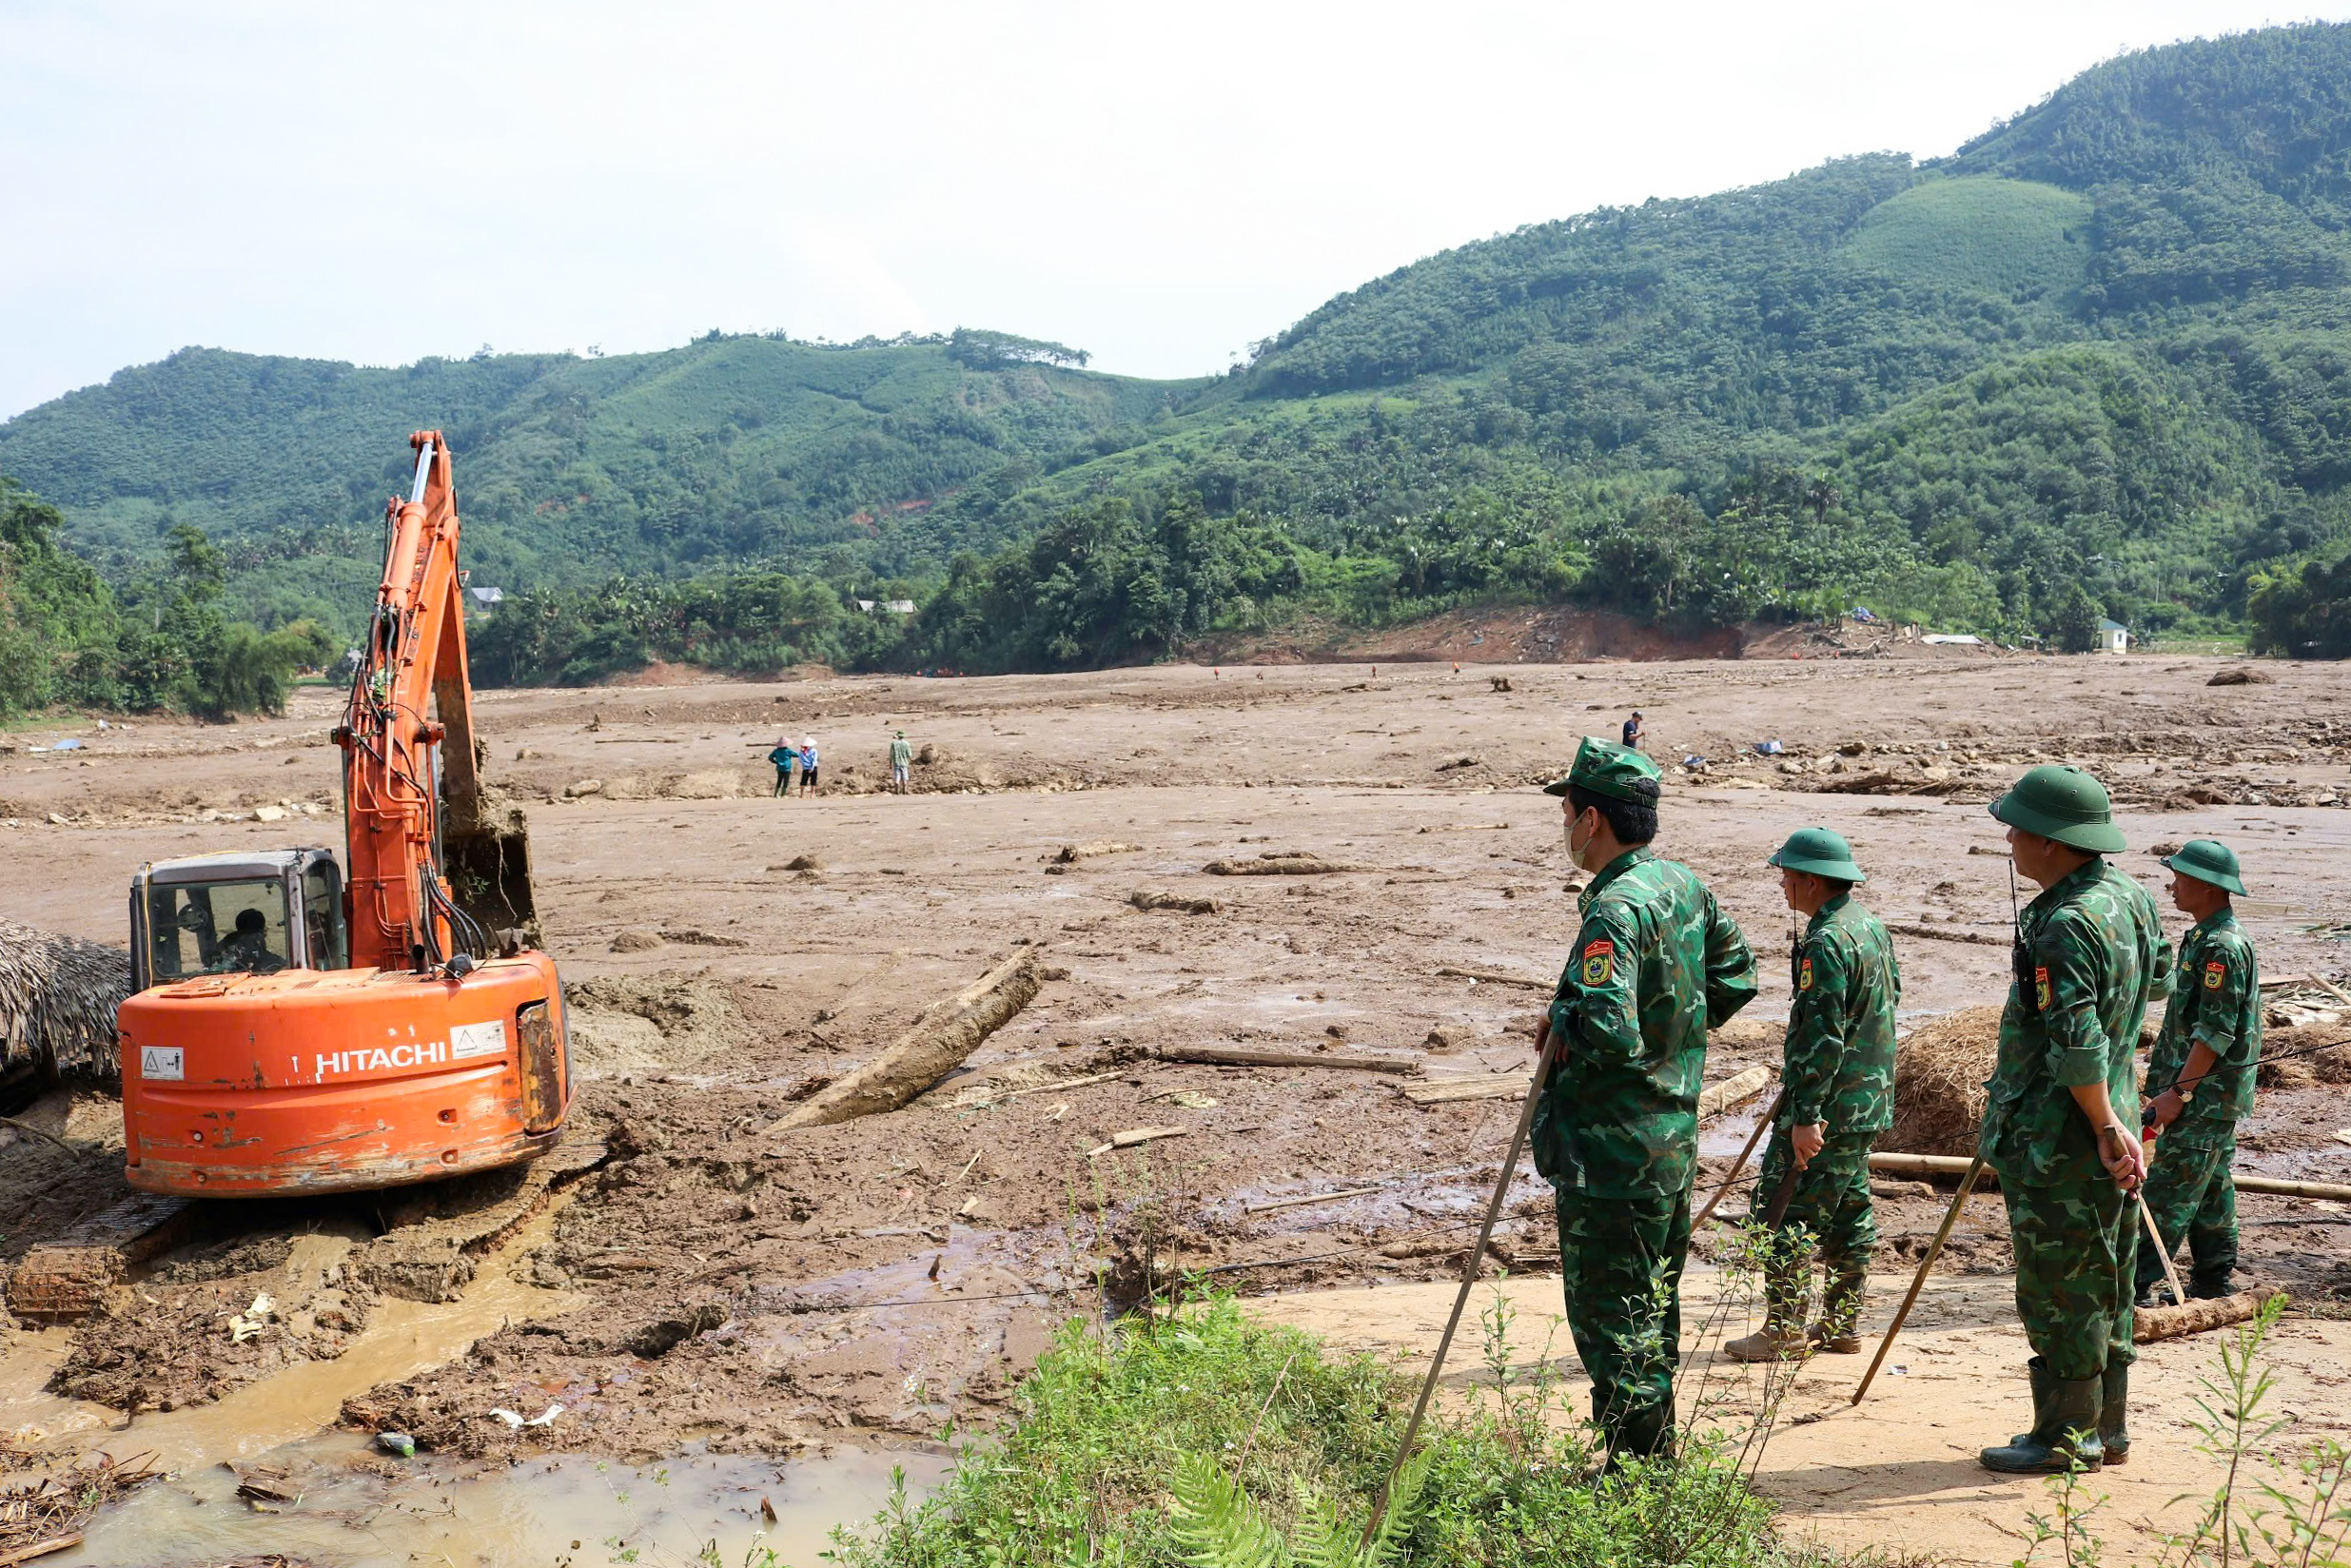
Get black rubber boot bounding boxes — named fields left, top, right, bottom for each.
left=1981, top=1359, right=2105, bottom=1474
left=2187, top=1269, right=2235, bottom=1301
left=2099, top=1362, right=2130, bottom=1467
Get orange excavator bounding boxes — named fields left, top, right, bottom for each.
left=115, top=432, right=568, bottom=1195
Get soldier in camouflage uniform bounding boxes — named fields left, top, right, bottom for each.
left=1726, top=828, right=1899, bottom=1363
left=1978, top=765, right=2169, bottom=1475
left=2139, top=839, right=2260, bottom=1306
left=1531, top=737, right=1758, bottom=1464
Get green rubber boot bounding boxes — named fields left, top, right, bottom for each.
left=1981, top=1359, right=2105, bottom=1474
left=1597, top=1391, right=1676, bottom=1472
left=2100, top=1362, right=2130, bottom=1467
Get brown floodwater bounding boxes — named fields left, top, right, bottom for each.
left=71, top=1438, right=950, bottom=1567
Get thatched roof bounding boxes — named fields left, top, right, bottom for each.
left=0, top=920, right=131, bottom=1079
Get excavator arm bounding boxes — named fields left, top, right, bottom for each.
left=336, top=432, right=533, bottom=971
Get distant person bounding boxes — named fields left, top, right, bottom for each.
left=799, top=735, right=821, bottom=795
left=1622, top=711, right=1645, bottom=751
left=768, top=738, right=799, bottom=797
left=889, top=730, right=914, bottom=794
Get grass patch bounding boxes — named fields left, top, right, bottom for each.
left=825, top=1294, right=1816, bottom=1567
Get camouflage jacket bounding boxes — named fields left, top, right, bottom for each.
left=1780, top=892, right=1901, bottom=1150
left=2145, top=909, right=2260, bottom=1143
left=1534, top=847, right=1759, bottom=1200
left=1978, top=858, right=2169, bottom=1187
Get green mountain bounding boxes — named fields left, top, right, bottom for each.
left=10, top=22, right=2351, bottom=672
left=0, top=331, right=1197, bottom=633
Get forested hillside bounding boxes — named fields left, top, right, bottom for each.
left=10, top=22, right=2351, bottom=683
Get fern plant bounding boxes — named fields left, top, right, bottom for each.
left=1168, top=1448, right=1433, bottom=1568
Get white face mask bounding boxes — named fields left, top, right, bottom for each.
left=1566, top=808, right=1594, bottom=870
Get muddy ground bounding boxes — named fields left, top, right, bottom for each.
left=0, top=647, right=2347, bottom=1528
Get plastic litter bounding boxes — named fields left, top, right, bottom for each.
left=1753, top=739, right=1784, bottom=755
left=489, top=1402, right=565, bottom=1428
left=376, top=1431, right=417, bottom=1458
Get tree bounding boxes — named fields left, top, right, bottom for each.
left=2042, top=580, right=2103, bottom=653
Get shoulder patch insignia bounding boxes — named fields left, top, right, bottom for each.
left=1581, top=938, right=1615, bottom=987
left=2034, top=964, right=2051, bottom=1012
left=2204, top=959, right=2226, bottom=990
left=1798, top=956, right=1814, bottom=991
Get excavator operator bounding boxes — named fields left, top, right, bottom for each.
left=211, top=908, right=286, bottom=975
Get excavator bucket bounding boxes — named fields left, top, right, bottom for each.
left=445, top=794, right=539, bottom=952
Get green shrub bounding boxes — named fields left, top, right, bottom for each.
left=826, top=1297, right=1806, bottom=1568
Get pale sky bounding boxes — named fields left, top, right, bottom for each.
left=4, top=0, right=2343, bottom=419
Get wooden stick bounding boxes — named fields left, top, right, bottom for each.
left=1246, top=1186, right=1382, bottom=1214
left=1852, top=1154, right=1983, bottom=1406
left=2138, top=1192, right=2188, bottom=1307
left=1362, top=1019, right=1562, bottom=1544
left=1153, top=1044, right=1421, bottom=1075
left=1086, top=1126, right=1188, bottom=1158
left=0, top=1536, right=84, bottom=1568
left=1695, top=1087, right=1785, bottom=1225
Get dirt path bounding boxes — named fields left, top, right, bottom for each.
left=0, top=650, right=2344, bottom=1538
left=1248, top=1268, right=2351, bottom=1567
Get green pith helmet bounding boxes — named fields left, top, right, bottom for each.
left=1769, top=827, right=1866, bottom=884
left=1988, top=764, right=2126, bottom=854
left=1544, top=735, right=1663, bottom=801
left=2162, top=838, right=2245, bottom=896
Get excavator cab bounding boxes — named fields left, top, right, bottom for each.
left=129, top=850, right=347, bottom=990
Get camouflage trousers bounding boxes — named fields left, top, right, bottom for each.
left=2137, top=1133, right=2238, bottom=1294
left=1753, top=1137, right=1876, bottom=1330
left=1553, top=1184, right=1692, bottom=1428
left=2001, top=1173, right=2136, bottom=1381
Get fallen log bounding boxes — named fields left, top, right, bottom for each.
left=1405, top=1063, right=1772, bottom=1112
left=1156, top=1045, right=1421, bottom=1075
left=1883, top=922, right=2008, bottom=948
left=2134, top=1289, right=2283, bottom=1344
left=1697, top=1066, right=1773, bottom=1119
left=1435, top=965, right=1552, bottom=990
left=1204, top=855, right=1365, bottom=875
left=1131, top=890, right=1220, bottom=915
left=1866, top=1152, right=2351, bottom=1203
left=764, top=952, right=1041, bottom=1132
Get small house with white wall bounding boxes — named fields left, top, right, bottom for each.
left=2098, top=618, right=2128, bottom=655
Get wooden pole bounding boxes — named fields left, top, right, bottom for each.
left=2137, top=1192, right=2187, bottom=1307
left=1362, top=1018, right=1563, bottom=1543
left=1851, top=1155, right=1984, bottom=1406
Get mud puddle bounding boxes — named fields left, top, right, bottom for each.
left=72, top=1437, right=950, bottom=1567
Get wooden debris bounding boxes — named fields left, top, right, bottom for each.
left=1246, top=1186, right=1381, bottom=1214
left=1967, top=845, right=2010, bottom=858
left=1131, top=890, right=1219, bottom=915
left=1697, top=1066, right=1773, bottom=1118
left=1204, top=853, right=1364, bottom=875
left=0, top=919, right=131, bottom=1078
left=1056, top=841, right=1141, bottom=863
left=0, top=1534, right=83, bottom=1567
left=1883, top=922, right=2008, bottom=948
left=2134, top=1289, right=2283, bottom=1343
left=1156, top=1044, right=1420, bottom=1075
left=1087, top=1126, right=1188, bottom=1158
left=764, top=952, right=1042, bottom=1132
left=1865, top=1151, right=2351, bottom=1202
left=1435, top=965, right=1551, bottom=990
left=1401, top=1076, right=1523, bottom=1106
